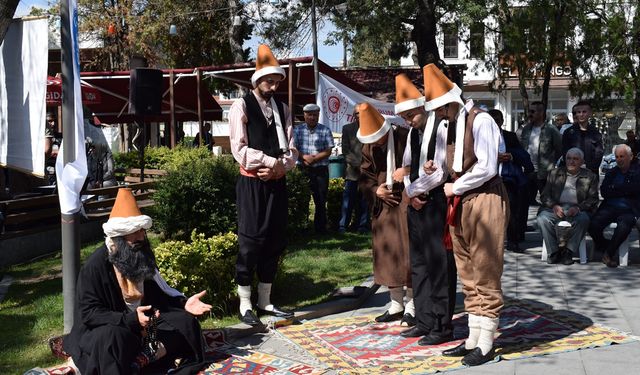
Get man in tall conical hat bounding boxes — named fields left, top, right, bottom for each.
left=356, top=102, right=413, bottom=328
left=390, top=73, right=457, bottom=346
left=229, top=44, right=298, bottom=326
left=63, top=188, right=211, bottom=374
left=420, top=64, right=508, bottom=366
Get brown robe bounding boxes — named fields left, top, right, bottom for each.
left=359, top=127, right=411, bottom=287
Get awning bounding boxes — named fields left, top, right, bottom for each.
left=200, top=57, right=369, bottom=116
left=79, top=69, right=223, bottom=124
left=46, top=75, right=102, bottom=105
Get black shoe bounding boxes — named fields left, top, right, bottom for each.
left=462, top=347, right=496, bottom=366
left=240, top=310, right=262, bottom=326
left=400, top=326, right=430, bottom=338
left=602, top=253, right=619, bottom=268
left=562, top=250, right=574, bottom=265
left=400, top=313, right=416, bottom=327
left=418, top=333, right=453, bottom=346
left=374, top=310, right=404, bottom=323
left=442, top=342, right=472, bottom=357
left=256, top=305, right=294, bottom=318
left=506, top=241, right=524, bottom=253
left=547, top=251, right=561, bottom=264
left=525, top=225, right=536, bottom=232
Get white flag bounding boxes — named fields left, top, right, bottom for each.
left=317, top=73, right=405, bottom=133
left=55, top=0, right=87, bottom=215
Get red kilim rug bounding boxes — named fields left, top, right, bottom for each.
left=276, top=299, right=639, bottom=374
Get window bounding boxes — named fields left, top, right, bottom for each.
left=469, top=23, right=485, bottom=58
left=443, top=23, right=458, bottom=58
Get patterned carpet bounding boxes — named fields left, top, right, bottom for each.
left=275, top=299, right=639, bottom=374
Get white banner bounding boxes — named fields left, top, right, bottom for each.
left=0, top=18, right=48, bottom=176
left=317, top=73, right=405, bottom=133
left=56, top=0, right=88, bottom=215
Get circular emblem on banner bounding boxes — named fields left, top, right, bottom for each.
left=322, top=88, right=349, bottom=122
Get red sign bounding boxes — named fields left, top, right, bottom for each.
left=46, top=76, right=102, bottom=105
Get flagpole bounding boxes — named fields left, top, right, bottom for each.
left=60, top=0, right=81, bottom=333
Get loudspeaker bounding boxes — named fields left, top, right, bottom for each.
left=129, top=68, right=163, bottom=116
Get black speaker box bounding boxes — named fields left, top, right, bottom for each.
left=129, top=68, right=163, bottom=116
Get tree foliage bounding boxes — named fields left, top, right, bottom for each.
left=74, top=0, right=253, bottom=71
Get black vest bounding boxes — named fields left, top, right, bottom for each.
left=243, top=93, right=287, bottom=158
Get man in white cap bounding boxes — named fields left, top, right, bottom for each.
left=63, top=188, right=211, bottom=374
left=293, top=102, right=335, bottom=234
left=228, top=44, right=298, bottom=325
left=419, top=64, right=508, bottom=366
left=391, top=73, right=457, bottom=345
left=357, top=102, right=414, bottom=328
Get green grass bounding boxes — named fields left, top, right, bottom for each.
left=0, top=231, right=372, bottom=373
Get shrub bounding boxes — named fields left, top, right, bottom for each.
left=154, top=231, right=238, bottom=315
left=151, top=155, right=238, bottom=240
left=286, top=168, right=311, bottom=233
left=113, top=145, right=210, bottom=171
left=327, top=178, right=345, bottom=231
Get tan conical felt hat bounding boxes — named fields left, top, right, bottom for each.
left=394, top=74, right=425, bottom=114
left=356, top=102, right=391, bottom=144
left=109, top=188, right=142, bottom=219
left=423, top=64, right=463, bottom=111
left=251, top=44, right=286, bottom=87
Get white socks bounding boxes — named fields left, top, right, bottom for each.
left=465, top=314, right=482, bottom=350
left=257, top=282, right=273, bottom=311
left=477, top=316, right=499, bottom=355
left=238, top=285, right=252, bottom=315
left=388, top=287, right=405, bottom=314
left=404, top=288, right=415, bottom=316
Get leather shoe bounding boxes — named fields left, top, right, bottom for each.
left=240, top=310, right=262, bottom=326
left=257, top=305, right=294, bottom=318
left=375, top=310, right=404, bottom=323
left=562, top=250, right=574, bottom=265
left=547, top=251, right=561, bottom=264
left=400, top=313, right=416, bottom=327
left=461, top=347, right=496, bottom=366
left=400, top=326, right=430, bottom=338
left=418, top=333, right=453, bottom=346
left=442, top=342, right=472, bottom=357
left=602, top=254, right=619, bottom=268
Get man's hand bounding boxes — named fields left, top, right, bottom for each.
left=422, top=160, right=437, bottom=175
left=272, top=160, right=286, bottom=179
left=136, top=305, right=158, bottom=328
left=302, top=154, right=315, bottom=166
left=257, top=167, right=275, bottom=181
left=553, top=204, right=565, bottom=218
left=444, top=183, right=454, bottom=198
left=185, top=291, right=213, bottom=316
left=566, top=206, right=580, bottom=217
left=392, top=167, right=409, bottom=183
left=498, top=152, right=513, bottom=162
left=376, top=184, right=400, bottom=206
left=410, top=195, right=426, bottom=210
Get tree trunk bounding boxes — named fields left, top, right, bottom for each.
left=541, top=3, right=566, bottom=111
left=0, top=0, right=20, bottom=44
left=412, top=0, right=439, bottom=68
left=227, top=0, right=244, bottom=64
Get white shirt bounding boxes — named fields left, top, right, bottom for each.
left=402, top=121, right=449, bottom=198
left=452, top=112, right=505, bottom=195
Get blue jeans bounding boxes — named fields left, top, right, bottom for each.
left=338, top=179, right=369, bottom=231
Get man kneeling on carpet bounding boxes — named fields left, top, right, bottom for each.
left=63, top=188, right=212, bottom=374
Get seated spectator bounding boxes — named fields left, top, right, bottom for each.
left=86, top=138, right=118, bottom=189
left=536, top=148, right=599, bottom=265
left=63, top=189, right=211, bottom=374
left=588, top=144, right=640, bottom=268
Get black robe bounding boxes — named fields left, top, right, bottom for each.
left=63, top=245, right=207, bottom=374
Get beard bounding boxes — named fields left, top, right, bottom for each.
left=258, top=88, right=275, bottom=100
left=108, top=236, right=156, bottom=282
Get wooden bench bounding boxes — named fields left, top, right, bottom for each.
left=115, top=168, right=167, bottom=184
left=82, top=181, right=158, bottom=220
left=0, top=194, right=60, bottom=238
